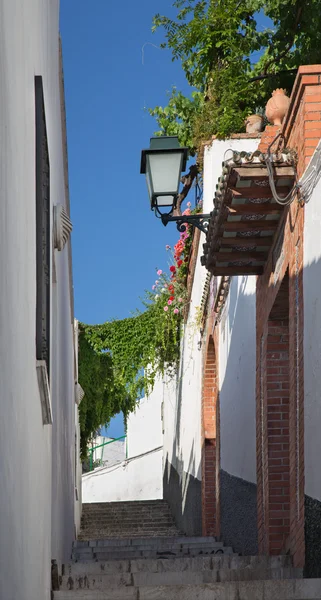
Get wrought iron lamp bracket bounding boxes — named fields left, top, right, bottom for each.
left=161, top=213, right=211, bottom=234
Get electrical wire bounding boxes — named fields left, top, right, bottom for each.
left=265, top=135, right=321, bottom=206
left=265, top=152, right=300, bottom=206
left=298, top=140, right=321, bottom=204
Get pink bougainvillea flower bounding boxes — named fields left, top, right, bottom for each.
left=170, top=266, right=176, bottom=273
left=164, top=306, right=169, bottom=312
left=157, top=269, right=162, bottom=276
left=168, top=299, right=172, bottom=305
left=152, top=285, right=156, bottom=290
left=177, top=260, right=183, bottom=267
left=174, top=308, right=179, bottom=314
left=178, top=297, right=183, bottom=303
left=182, top=208, right=191, bottom=216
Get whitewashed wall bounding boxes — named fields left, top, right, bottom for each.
left=83, top=390, right=163, bottom=503
left=74, top=321, right=83, bottom=537
left=0, top=2, right=76, bottom=599
left=219, top=275, right=257, bottom=483
left=303, top=148, right=321, bottom=503
left=127, top=385, right=163, bottom=457
left=204, top=138, right=258, bottom=484
left=82, top=449, right=163, bottom=503
left=162, top=137, right=259, bottom=535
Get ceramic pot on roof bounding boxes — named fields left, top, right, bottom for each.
left=265, top=88, right=290, bottom=126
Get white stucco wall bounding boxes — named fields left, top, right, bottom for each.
left=82, top=449, right=163, bottom=503
left=162, top=138, right=260, bottom=519
left=219, top=276, right=257, bottom=483
left=84, top=389, right=163, bottom=503
left=0, top=3, right=76, bottom=598
left=303, top=147, right=321, bottom=502
left=127, top=386, right=163, bottom=457
left=163, top=239, right=206, bottom=487
left=204, top=138, right=258, bottom=485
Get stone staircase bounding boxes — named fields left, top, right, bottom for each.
left=78, top=500, right=181, bottom=540
left=53, top=500, right=321, bottom=599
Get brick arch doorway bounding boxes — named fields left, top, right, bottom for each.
left=201, top=335, right=220, bottom=537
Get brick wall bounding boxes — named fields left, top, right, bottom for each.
left=201, top=333, right=220, bottom=537
left=265, top=277, right=291, bottom=554
left=256, top=65, right=321, bottom=567
left=258, top=125, right=281, bottom=153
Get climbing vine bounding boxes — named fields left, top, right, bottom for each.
left=149, top=0, right=321, bottom=153
left=78, top=203, right=199, bottom=457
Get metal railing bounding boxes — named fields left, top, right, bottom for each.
left=88, top=435, right=127, bottom=471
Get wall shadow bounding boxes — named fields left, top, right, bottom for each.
left=219, top=275, right=258, bottom=555
left=163, top=331, right=202, bottom=536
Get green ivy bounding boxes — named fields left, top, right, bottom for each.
left=78, top=294, right=182, bottom=458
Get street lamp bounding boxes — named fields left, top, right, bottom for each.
left=140, top=136, right=210, bottom=233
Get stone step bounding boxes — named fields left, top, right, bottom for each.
left=82, top=510, right=174, bottom=516
left=73, top=547, right=234, bottom=562
left=74, top=540, right=224, bottom=551
left=78, top=530, right=181, bottom=540
left=78, top=527, right=181, bottom=535
left=64, top=555, right=293, bottom=577
left=82, top=515, right=174, bottom=520
left=53, top=578, right=321, bottom=600
left=83, top=510, right=173, bottom=520
left=82, top=501, right=168, bottom=506
left=74, top=536, right=217, bottom=548
left=73, top=547, right=226, bottom=559
left=73, top=544, right=226, bottom=558
left=81, top=520, right=176, bottom=528
left=82, top=508, right=173, bottom=512
left=78, top=528, right=181, bottom=536
left=60, top=567, right=303, bottom=590
left=82, top=517, right=175, bottom=525
left=82, top=508, right=173, bottom=515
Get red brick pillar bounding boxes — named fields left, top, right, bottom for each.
left=201, top=336, right=219, bottom=536
left=266, top=317, right=290, bottom=553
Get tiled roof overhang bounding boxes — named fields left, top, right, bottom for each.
left=201, top=150, right=297, bottom=276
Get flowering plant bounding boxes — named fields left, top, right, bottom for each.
left=150, top=201, right=203, bottom=317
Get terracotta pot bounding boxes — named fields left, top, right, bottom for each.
left=265, top=89, right=290, bottom=126
left=245, top=114, right=264, bottom=133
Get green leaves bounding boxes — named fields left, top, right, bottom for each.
left=149, top=0, right=321, bottom=151
left=78, top=292, right=183, bottom=457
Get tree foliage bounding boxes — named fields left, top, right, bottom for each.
left=150, top=0, right=321, bottom=151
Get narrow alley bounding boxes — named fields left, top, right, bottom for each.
left=1, top=2, right=321, bottom=600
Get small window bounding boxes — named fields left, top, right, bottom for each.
left=35, top=76, right=50, bottom=379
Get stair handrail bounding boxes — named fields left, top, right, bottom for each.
left=89, top=435, right=127, bottom=471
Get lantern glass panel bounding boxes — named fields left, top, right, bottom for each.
left=148, top=152, right=182, bottom=198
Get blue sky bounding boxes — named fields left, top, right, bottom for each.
left=60, top=1, right=191, bottom=437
